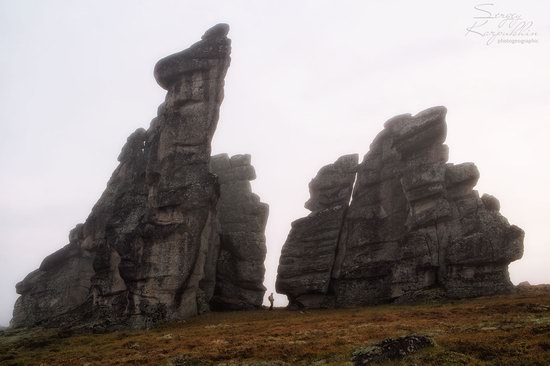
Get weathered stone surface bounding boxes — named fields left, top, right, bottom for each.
left=11, top=24, right=267, bottom=329
left=481, top=193, right=500, bottom=212
left=352, top=335, right=434, bottom=365
left=277, top=106, right=524, bottom=307
left=209, top=154, right=269, bottom=310
left=276, top=154, right=358, bottom=308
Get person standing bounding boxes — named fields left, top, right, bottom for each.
left=268, top=292, right=274, bottom=310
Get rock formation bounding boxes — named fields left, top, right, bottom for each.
left=277, top=106, right=524, bottom=308
left=210, top=154, right=269, bottom=310
left=12, top=24, right=268, bottom=329
left=276, top=155, right=358, bottom=308
left=352, top=335, right=434, bottom=365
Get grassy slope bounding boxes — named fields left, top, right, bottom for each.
left=1, top=286, right=549, bottom=366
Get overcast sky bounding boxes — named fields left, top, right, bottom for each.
left=1, top=0, right=549, bottom=326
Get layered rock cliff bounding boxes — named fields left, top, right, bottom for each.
left=12, top=24, right=268, bottom=329
left=277, top=106, right=524, bottom=308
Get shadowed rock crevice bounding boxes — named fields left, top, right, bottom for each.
left=11, top=24, right=269, bottom=329
left=277, top=106, right=524, bottom=308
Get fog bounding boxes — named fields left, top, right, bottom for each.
left=1, top=0, right=549, bottom=326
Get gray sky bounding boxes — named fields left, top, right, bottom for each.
left=1, top=0, right=549, bottom=326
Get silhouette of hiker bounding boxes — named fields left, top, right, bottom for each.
left=268, top=292, right=274, bottom=310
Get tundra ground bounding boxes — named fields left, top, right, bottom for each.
left=1, top=286, right=549, bottom=366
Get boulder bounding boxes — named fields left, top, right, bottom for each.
left=352, top=335, right=434, bottom=365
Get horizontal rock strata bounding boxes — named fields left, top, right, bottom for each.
left=277, top=106, right=524, bottom=308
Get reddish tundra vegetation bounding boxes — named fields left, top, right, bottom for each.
left=1, top=285, right=549, bottom=366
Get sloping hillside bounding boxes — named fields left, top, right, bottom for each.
left=1, top=286, right=549, bottom=366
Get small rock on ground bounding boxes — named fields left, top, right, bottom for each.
left=352, top=334, right=434, bottom=365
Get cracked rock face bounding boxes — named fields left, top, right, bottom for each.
left=11, top=24, right=267, bottom=329
left=277, top=106, right=524, bottom=308
left=276, top=154, right=359, bottom=308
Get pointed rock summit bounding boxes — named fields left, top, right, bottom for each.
left=277, top=106, right=524, bottom=308
left=12, top=24, right=269, bottom=329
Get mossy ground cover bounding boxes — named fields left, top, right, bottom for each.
left=1, top=286, right=549, bottom=366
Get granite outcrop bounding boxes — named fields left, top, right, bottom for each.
left=277, top=106, right=524, bottom=308
left=12, top=24, right=269, bottom=329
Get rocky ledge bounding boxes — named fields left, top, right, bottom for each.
left=276, top=106, right=524, bottom=308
